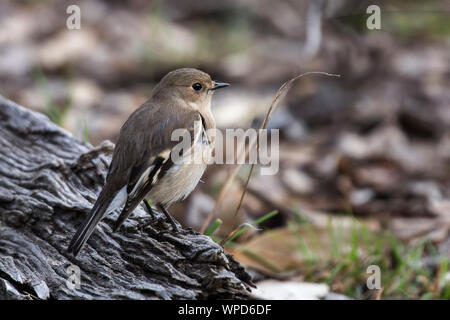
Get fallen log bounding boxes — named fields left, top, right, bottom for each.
left=0, top=96, right=253, bottom=299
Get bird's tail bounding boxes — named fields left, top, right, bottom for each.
left=67, top=190, right=114, bottom=257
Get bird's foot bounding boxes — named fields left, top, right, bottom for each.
left=158, top=204, right=181, bottom=233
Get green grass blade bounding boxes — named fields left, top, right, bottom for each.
left=225, top=210, right=278, bottom=245
left=204, top=219, right=222, bottom=236
left=83, top=119, right=89, bottom=143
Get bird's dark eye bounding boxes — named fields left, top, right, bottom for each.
left=192, top=83, right=202, bottom=91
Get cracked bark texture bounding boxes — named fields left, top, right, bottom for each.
left=0, top=96, right=253, bottom=300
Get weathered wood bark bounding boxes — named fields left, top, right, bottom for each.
left=0, top=96, right=253, bottom=300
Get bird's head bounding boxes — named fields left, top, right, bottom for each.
left=152, top=68, right=229, bottom=111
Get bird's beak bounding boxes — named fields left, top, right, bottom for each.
left=210, top=81, right=230, bottom=91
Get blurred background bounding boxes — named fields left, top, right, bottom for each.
left=1, top=0, right=449, bottom=299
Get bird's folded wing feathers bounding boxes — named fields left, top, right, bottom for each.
left=111, top=106, right=204, bottom=231
left=121, top=108, right=202, bottom=197
left=68, top=101, right=203, bottom=255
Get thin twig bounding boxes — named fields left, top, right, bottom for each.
left=200, top=71, right=341, bottom=234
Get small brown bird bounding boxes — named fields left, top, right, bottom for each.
left=68, top=68, right=229, bottom=256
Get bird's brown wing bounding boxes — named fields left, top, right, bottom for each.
left=112, top=108, right=203, bottom=231
left=109, top=102, right=200, bottom=189
left=68, top=99, right=201, bottom=256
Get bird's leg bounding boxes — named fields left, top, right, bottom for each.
left=158, top=204, right=180, bottom=232
left=143, top=199, right=156, bottom=219
left=137, top=199, right=158, bottom=231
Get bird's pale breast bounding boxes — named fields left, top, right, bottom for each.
left=147, top=130, right=213, bottom=206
